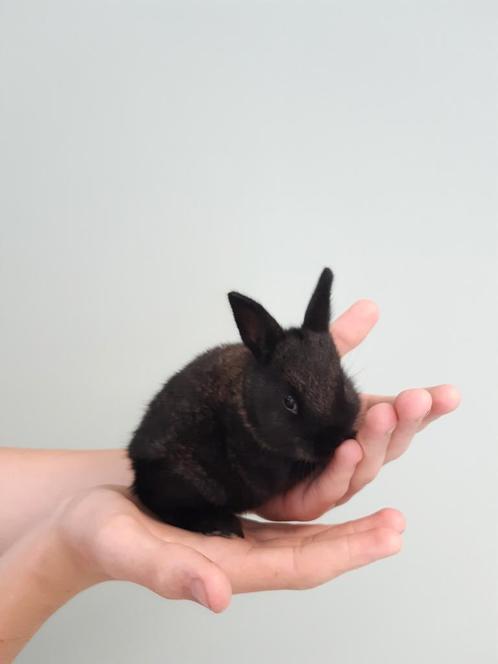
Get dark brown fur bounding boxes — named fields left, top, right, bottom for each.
left=128, top=268, right=360, bottom=536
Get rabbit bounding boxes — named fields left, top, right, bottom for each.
left=128, top=268, right=360, bottom=537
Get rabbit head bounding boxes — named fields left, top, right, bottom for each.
left=228, top=268, right=360, bottom=463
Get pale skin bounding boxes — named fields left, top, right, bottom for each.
left=0, top=300, right=460, bottom=661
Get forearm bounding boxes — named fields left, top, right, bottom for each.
left=0, top=448, right=132, bottom=553
left=0, top=520, right=98, bottom=662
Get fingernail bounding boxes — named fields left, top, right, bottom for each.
left=190, top=578, right=211, bottom=610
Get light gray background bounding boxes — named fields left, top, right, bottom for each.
left=1, top=1, right=497, bottom=662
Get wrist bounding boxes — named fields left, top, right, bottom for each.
left=0, top=448, right=133, bottom=555
left=0, top=518, right=100, bottom=661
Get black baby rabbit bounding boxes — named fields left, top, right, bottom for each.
left=128, top=268, right=360, bottom=537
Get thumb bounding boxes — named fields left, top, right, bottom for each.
left=94, top=515, right=232, bottom=612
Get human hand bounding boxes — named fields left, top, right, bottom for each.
left=258, top=300, right=461, bottom=521
left=56, top=486, right=404, bottom=613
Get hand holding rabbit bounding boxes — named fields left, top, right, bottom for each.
left=0, top=298, right=459, bottom=660
left=258, top=298, right=461, bottom=521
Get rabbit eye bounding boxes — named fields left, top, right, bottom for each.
left=283, top=395, right=298, bottom=414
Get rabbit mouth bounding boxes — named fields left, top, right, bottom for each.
left=312, top=430, right=356, bottom=461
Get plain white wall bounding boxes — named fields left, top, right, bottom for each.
left=1, top=1, right=497, bottom=662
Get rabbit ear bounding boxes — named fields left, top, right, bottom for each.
left=228, top=292, right=284, bottom=362
left=302, top=267, right=334, bottom=332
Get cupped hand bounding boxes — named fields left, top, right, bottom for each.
left=57, top=486, right=404, bottom=614
left=257, top=300, right=461, bottom=521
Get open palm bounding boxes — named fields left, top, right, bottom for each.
left=59, top=486, right=404, bottom=613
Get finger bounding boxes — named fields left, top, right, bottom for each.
left=240, top=518, right=332, bottom=542
left=246, top=507, right=405, bottom=545
left=418, top=384, right=461, bottom=429
left=331, top=299, right=380, bottom=357
left=361, top=384, right=460, bottom=424
left=307, top=508, right=406, bottom=543
left=257, top=439, right=363, bottom=522
left=337, top=403, right=397, bottom=505
left=295, top=439, right=363, bottom=520
left=235, top=527, right=401, bottom=592
left=95, top=515, right=232, bottom=612
left=359, top=392, right=395, bottom=416
left=384, top=389, right=432, bottom=462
